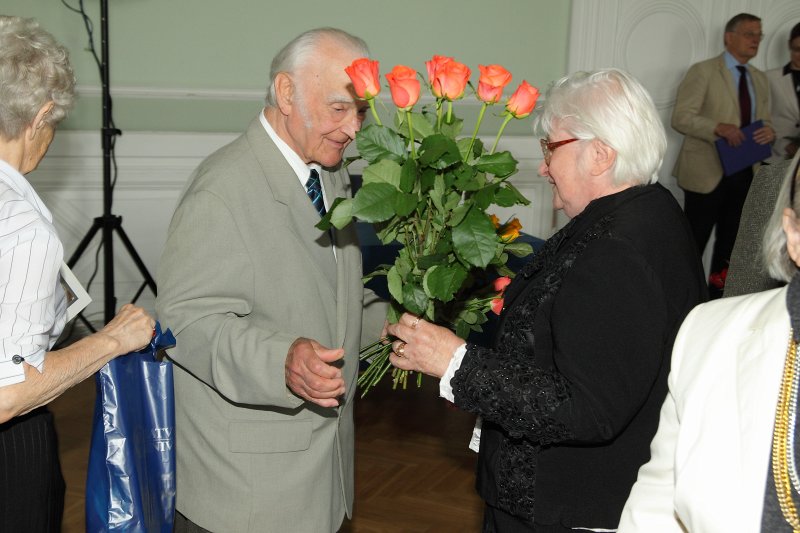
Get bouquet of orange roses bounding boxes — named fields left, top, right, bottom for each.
left=318, top=55, right=539, bottom=396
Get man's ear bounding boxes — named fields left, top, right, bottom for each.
left=588, top=138, right=616, bottom=177
left=274, top=73, right=295, bottom=115
left=28, top=101, right=55, bottom=140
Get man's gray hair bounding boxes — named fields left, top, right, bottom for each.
left=0, top=16, right=75, bottom=140
left=264, top=27, right=368, bottom=108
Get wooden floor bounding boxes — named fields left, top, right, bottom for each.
left=50, top=372, right=484, bottom=532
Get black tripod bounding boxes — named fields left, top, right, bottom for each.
left=67, top=0, right=156, bottom=330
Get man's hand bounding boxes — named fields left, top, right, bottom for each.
left=752, top=124, right=775, bottom=145
left=715, top=123, right=745, bottom=146
left=285, top=338, right=345, bottom=408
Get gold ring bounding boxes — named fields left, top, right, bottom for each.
left=396, top=342, right=406, bottom=356
left=411, top=317, right=421, bottom=329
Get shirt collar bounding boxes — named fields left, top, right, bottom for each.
left=724, top=50, right=748, bottom=70
left=0, top=158, right=53, bottom=223
left=258, top=109, right=320, bottom=182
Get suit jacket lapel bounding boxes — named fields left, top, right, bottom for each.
left=716, top=55, right=740, bottom=119
left=245, top=119, right=338, bottom=293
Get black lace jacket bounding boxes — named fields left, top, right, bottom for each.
left=451, top=184, right=706, bottom=529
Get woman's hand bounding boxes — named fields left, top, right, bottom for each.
left=98, top=303, right=155, bottom=355
left=385, top=313, right=465, bottom=378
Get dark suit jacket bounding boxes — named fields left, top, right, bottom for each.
left=452, top=184, right=706, bottom=530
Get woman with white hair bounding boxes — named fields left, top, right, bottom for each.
left=385, top=69, right=706, bottom=531
left=619, top=152, right=800, bottom=532
left=0, top=16, right=154, bottom=532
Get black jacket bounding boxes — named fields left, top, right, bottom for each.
left=452, top=183, right=707, bottom=531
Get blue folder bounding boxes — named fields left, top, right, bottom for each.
left=714, top=120, right=771, bottom=176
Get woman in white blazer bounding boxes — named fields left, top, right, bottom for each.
left=767, top=22, right=800, bottom=163
left=618, top=151, right=800, bottom=532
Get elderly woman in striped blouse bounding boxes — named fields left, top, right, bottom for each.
left=0, top=16, right=153, bottom=532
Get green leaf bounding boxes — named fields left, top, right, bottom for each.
left=423, top=263, right=467, bottom=303
left=329, top=198, right=355, bottom=229
left=362, top=159, right=402, bottom=189
left=395, top=111, right=436, bottom=140
left=430, top=174, right=446, bottom=212
left=452, top=208, right=498, bottom=268
left=399, top=159, right=417, bottom=193
left=444, top=191, right=461, bottom=211
left=418, top=134, right=462, bottom=170
left=402, top=282, right=429, bottom=315
left=393, top=192, right=418, bottom=217
left=454, top=165, right=482, bottom=191
left=475, top=151, right=518, bottom=178
left=356, top=124, right=407, bottom=164
left=417, top=253, right=447, bottom=270
left=419, top=168, right=436, bottom=191
left=504, top=241, right=534, bottom=258
left=387, top=302, right=402, bottom=324
left=353, top=183, right=398, bottom=222
left=505, top=182, right=531, bottom=206
left=494, top=186, right=518, bottom=207
left=387, top=265, right=404, bottom=304
left=447, top=204, right=470, bottom=227
left=440, top=115, right=464, bottom=138
left=473, top=184, right=498, bottom=210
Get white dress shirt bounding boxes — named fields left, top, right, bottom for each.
left=0, top=159, right=66, bottom=388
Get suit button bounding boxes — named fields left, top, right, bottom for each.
left=11, top=355, right=24, bottom=364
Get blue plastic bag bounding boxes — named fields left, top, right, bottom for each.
left=86, top=323, right=177, bottom=533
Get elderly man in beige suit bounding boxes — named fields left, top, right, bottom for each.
left=672, top=12, right=775, bottom=298
left=156, top=28, right=386, bottom=533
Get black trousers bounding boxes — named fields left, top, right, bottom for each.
left=683, top=167, right=753, bottom=294
left=0, top=407, right=65, bottom=533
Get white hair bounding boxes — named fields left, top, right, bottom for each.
left=533, top=68, right=667, bottom=187
left=763, top=153, right=800, bottom=282
left=0, top=16, right=75, bottom=140
left=264, top=27, right=368, bottom=108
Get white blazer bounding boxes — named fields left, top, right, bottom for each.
left=618, top=287, right=790, bottom=532
left=767, top=66, right=800, bottom=163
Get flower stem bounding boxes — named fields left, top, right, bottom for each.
left=367, top=98, right=382, bottom=127
left=436, top=99, right=443, bottom=131
left=446, top=100, right=453, bottom=124
left=406, top=110, right=416, bottom=159
left=466, top=102, right=489, bottom=162
left=491, top=113, right=514, bottom=154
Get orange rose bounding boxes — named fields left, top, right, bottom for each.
left=499, top=218, right=522, bottom=242
left=430, top=60, right=471, bottom=100
left=345, top=58, right=381, bottom=99
left=490, top=298, right=504, bottom=315
left=493, top=276, right=512, bottom=293
left=489, top=214, right=501, bottom=228
left=425, top=55, right=453, bottom=85
left=386, top=65, right=421, bottom=110
left=506, top=81, right=540, bottom=118
left=477, top=65, right=512, bottom=104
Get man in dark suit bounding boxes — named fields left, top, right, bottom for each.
left=672, top=12, right=775, bottom=298
left=157, top=28, right=385, bottom=533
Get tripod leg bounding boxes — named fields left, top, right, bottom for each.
left=112, top=223, right=157, bottom=295
left=66, top=218, right=103, bottom=268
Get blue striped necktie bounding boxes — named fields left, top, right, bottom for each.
left=305, top=169, right=326, bottom=217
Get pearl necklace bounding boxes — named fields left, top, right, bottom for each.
left=772, top=332, right=800, bottom=531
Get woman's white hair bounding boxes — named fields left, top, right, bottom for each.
left=533, top=68, right=667, bottom=187
left=0, top=16, right=75, bottom=140
left=763, top=153, right=800, bottom=282
left=264, top=27, right=368, bottom=108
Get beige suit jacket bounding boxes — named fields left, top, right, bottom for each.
left=618, top=287, right=789, bottom=532
left=767, top=65, right=800, bottom=163
left=156, top=117, right=385, bottom=533
left=672, top=53, right=771, bottom=193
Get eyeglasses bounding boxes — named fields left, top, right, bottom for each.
left=540, top=138, right=579, bottom=165
left=733, top=30, right=765, bottom=41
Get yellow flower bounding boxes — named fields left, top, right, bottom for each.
left=499, top=218, right=522, bottom=242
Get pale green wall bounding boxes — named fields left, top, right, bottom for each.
left=5, top=1, right=571, bottom=134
